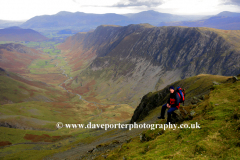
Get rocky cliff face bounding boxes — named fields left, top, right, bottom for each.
left=59, top=24, right=240, bottom=107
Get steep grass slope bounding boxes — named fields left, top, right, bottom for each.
left=92, top=74, right=240, bottom=160
left=0, top=43, right=43, bottom=74
left=0, top=68, right=55, bottom=104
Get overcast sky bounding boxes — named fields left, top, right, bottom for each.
left=1, top=0, right=240, bottom=21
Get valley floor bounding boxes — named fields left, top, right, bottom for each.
left=0, top=41, right=134, bottom=159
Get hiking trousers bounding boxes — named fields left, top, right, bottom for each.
left=160, top=103, right=178, bottom=123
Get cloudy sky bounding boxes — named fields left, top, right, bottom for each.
left=1, top=0, right=240, bottom=21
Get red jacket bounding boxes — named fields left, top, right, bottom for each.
left=167, top=91, right=180, bottom=109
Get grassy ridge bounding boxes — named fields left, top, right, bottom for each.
left=0, top=71, right=52, bottom=104
left=131, top=74, right=230, bottom=123
left=198, top=28, right=240, bottom=51
left=94, top=75, right=240, bottom=159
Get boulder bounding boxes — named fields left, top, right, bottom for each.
left=227, top=76, right=239, bottom=83
left=199, top=95, right=205, bottom=100
left=233, top=76, right=239, bottom=83
left=191, top=97, right=201, bottom=104
left=212, top=81, right=220, bottom=85
left=190, top=110, right=196, bottom=116
left=172, top=109, right=184, bottom=123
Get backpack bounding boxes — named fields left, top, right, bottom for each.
left=176, top=87, right=185, bottom=106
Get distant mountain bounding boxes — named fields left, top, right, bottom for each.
left=124, top=10, right=203, bottom=25
left=21, top=11, right=132, bottom=30
left=159, top=11, right=240, bottom=30
left=124, top=10, right=177, bottom=25
left=217, top=11, right=240, bottom=17
left=20, top=10, right=206, bottom=32
left=0, top=26, right=48, bottom=41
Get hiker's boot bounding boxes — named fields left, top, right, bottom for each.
left=157, top=116, right=165, bottom=119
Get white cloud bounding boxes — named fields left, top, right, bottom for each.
left=0, top=0, right=240, bottom=21
left=157, top=0, right=240, bottom=15
left=0, top=0, right=79, bottom=21
left=72, top=0, right=118, bottom=6
left=112, top=0, right=164, bottom=7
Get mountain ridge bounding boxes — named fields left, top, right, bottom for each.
left=58, top=24, right=240, bottom=107
left=159, top=11, right=240, bottom=30
left=20, top=10, right=207, bottom=32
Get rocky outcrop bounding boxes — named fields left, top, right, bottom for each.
left=130, top=74, right=230, bottom=123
